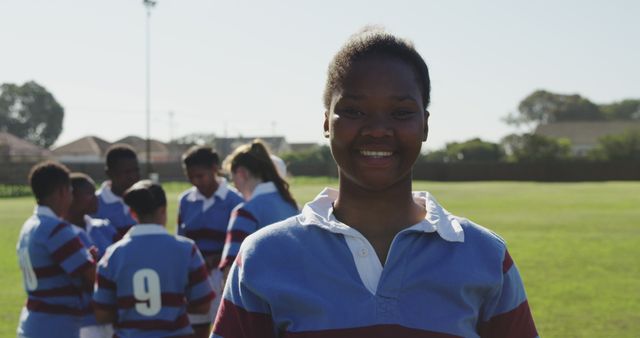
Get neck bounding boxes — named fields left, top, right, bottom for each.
left=39, top=200, right=66, bottom=219
left=242, top=177, right=263, bottom=200
left=137, top=215, right=163, bottom=225
left=65, top=211, right=86, bottom=228
left=199, top=180, right=220, bottom=199
left=111, top=185, right=124, bottom=197
left=333, top=175, right=424, bottom=237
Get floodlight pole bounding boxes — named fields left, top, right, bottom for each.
left=143, top=0, right=156, bottom=178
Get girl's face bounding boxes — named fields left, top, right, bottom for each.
left=324, top=55, right=428, bottom=191
left=186, top=165, right=218, bottom=197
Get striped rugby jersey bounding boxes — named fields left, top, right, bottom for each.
left=71, top=225, right=101, bottom=328
left=212, top=188, right=538, bottom=338
left=177, top=179, right=243, bottom=267
left=93, top=224, right=215, bottom=337
left=17, top=206, right=95, bottom=338
left=93, top=181, right=137, bottom=239
left=218, top=181, right=298, bottom=270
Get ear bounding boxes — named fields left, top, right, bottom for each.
left=323, top=111, right=330, bottom=138
left=422, top=110, right=430, bottom=142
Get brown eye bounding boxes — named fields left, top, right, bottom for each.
left=392, top=110, right=417, bottom=120
left=338, top=108, right=364, bottom=118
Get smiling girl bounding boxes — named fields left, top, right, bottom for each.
left=211, top=27, right=538, bottom=338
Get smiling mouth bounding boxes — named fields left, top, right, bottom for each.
left=360, top=150, right=393, bottom=158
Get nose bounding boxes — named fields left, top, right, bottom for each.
left=361, top=114, right=393, bottom=138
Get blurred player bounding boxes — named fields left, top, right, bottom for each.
left=65, top=173, right=116, bottom=338
left=17, top=161, right=96, bottom=338
left=93, top=180, right=215, bottom=337
left=177, top=146, right=243, bottom=337
left=218, top=140, right=299, bottom=277
left=93, top=144, right=140, bottom=238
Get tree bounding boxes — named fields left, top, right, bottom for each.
left=505, top=90, right=603, bottom=128
left=588, top=130, right=640, bottom=161
left=422, top=138, right=503, bottom=162
left=501, top=133, right=572, bottom=162
left=0, top=81, right=64, bottom=148
left=600, top=99, right=640, bottom=121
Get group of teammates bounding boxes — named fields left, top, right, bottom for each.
left=16, top=140, right=298, bottom=338
left=18, top=27, right=539, bottom=338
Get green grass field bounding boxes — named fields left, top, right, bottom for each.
left=1, top=178, right=639, bottom=337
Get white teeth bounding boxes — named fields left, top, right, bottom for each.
left=360, top=150, right=392, bottom=157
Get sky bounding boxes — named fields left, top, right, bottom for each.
left=1, top=0, right=638, bottom=151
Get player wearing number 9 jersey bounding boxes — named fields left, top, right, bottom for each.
left=93, top=180, right=215, bottom=337
left=17, top=161, right=96, bottom=338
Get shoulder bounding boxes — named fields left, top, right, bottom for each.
left=240, top=216, right=308, bottom=257
left=178, top=187, right=197, bottom=203
left=225, top=188, right=244, bottom=205
left=174, top=234, right=197, bottom=247
left=424, top=192, right=507, bottom=262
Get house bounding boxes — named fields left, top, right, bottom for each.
left=52, top=136, right=111, bottom=163
left=0, top=131, right=52, bottom=162
left=114, top=136, right=172, bottom=163
left=213, top=136, right=290, bottom=158
left=535, top=121, right=640, bottom=156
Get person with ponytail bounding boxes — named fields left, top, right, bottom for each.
left=218, top=140, right=299, bottom=275
left=92, top=180, right=215, bottom=338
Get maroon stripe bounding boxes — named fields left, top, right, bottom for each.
left=97, top=274, right=117, bottom=290
left=189, top=292, right=216, bottom=308
left=226, top=230, right=250, bottom=244
left=92, top=300, right=117, bottom=311
left=29, top=285, right=81, bottom=297
left=49, top=222, right=69, bottom=238
left=477, top=300, right=538, bottom=338
left=51, top=237, right=85, bottom=263
left=118, top=312, right=190, bottom=331
left=26, top=299, right=88, bottom=316
left=502, top=250, right=514, bottom=273
left=191, top=245, right=197, bottom=256
left=185, top=228, right=226, bottom=242
left=70, top=260, right=95, bottom=276
left=189, top=266, right=210, bottom=286
left=117, top=293, right=186, bottom=309
left=34, top=264, right=65, bottom=278
left=235, top=208, right=258, bottom=223
left=284, top=325, right=461, bottom=338
left=213, top=299, right=275, bottom=338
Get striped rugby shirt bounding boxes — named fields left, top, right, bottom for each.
left=93, top=224, right=215, bottom=337
left=93, top=181, right=137, bottom=239
left=17, top=206, right=96, bottom=338
left=177, top=179, right=243, bottom=267
left=212, top=188, right=538, bottom=338
left=218, top=181, right=298, bottom=270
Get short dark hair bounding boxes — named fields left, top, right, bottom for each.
left=182, top=145, right=220, bottom=168
left=123, top=180, right=167, bottom=216
left=105, top=144, right=138, bottom=170
left=69, top=172, right=95, bottom=194
left=28, top=161, right=70, bottom=202
left=323, top=26, right=431, bottom=110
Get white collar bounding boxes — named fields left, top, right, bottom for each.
left=250, top=181, right=278, bottom=201
left=34, top=205, right=61, bottom=220
left=125, top=224, right=168, bottom=237
left=299, top=188, right=464, bottom=243
left=98, top=181, right=124, bottom=204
